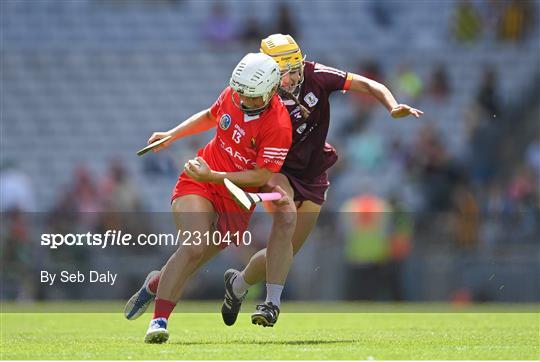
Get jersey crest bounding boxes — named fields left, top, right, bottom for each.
left=219, top=114, right=232, bottom=130
left=304, top=92, right=318, bottom=107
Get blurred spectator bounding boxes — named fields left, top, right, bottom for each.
left=452, top=0, right=482, bottom=44
left=370, top=0, right=393, bottom=29
left=510, top=166, right=540, bottom=239
left=341, top=193, right=391, bottom=300
left=347, top=60, right=384, bottom=127
left=428, top=64, right=451, bottom=102
left=202, top=2, right=238, bottom=46
left=0, top=209, right=35, bottom=300
left=47, top=190, right=91, bottom=298
left=452, top=181, right=480, bottom=249
left=467, top=113, right=499, bottom=186
left=387, top=195, right=413, bottom=266
left=273, top=3, right=299, bottom=39
left=525, top=136, right=540, bottom=177
left=482, top=0, right=504, bottom=40
left=508, top=164, right=536, bottom=204
left=412, top=124, right=462, bottom=211
left=464, top=67, right=501, bottom=186
left=49, top=191, right=78, bottom=235
left=483, top=181, right=512, bottom=216
left=49, top=164, right=101, bottom=232
left=497, top=0, right=536, bottom=43
left=72, top=165, right=102, bottom=229
left=143, top=150, right=178, bottom=178
left=345, top=132, right=385, bottom=171
left=98, top=159, right=146, bottom=251
left=464, top=103, right=482, bottom=144
left=341, top=193, right=408, bottom=300
left=387, top=138, right=408, bottom=170
left=387, top=195, right=414, bottom=302
left=413, top=125, right=446, bottom=172
left=478, top=180, right=510, bottom=245
left=476, top=67, right=500, bottom=117
left=392, top=64, right=423, bottom=103
left=0, top=162, right=35, bottom=212
left=101, top=159, right=142, bottom=212
left=72, top=165, right=101, bottom=214
left=241, top=16, right=264, bottom=47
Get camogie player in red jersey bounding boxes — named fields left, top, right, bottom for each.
left=124, top=52, right=292, bottom=344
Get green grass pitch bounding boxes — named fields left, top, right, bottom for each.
left=1, top=302, right=538, bottom=360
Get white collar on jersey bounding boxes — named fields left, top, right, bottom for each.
left=244, top=114, right=260, bottom=122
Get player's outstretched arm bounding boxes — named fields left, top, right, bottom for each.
left=348, top=73, right=423, bottom=119
left=147, top=108, right=216, bottom=152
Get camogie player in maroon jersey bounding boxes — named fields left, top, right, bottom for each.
left=218, top=34, right=423, bottom=327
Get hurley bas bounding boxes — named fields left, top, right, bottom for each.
left=40, top=270, right=117, bottom=286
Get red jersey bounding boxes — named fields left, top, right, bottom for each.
left=198, top=86, right=292, bottom=192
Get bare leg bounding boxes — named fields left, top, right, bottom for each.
left=157, top=239, right=222, bottom=275
left=263, top=173, right=297, bottom=287
left=156, top=195, right=217, bottom=303
left=243, top=199, right=322, bottom=285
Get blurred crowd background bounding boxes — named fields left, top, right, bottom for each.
left=1, top=0, right=539, bottom=304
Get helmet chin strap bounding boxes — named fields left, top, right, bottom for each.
left=291, top=82, right=303, bottom=97
left=240, top=102, right=269, bottom=117
left=231, top=91, right=271, bottom=117
left=284, top=78, right=303, bottom=98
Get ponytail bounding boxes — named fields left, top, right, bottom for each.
left=278, top=88, right=311, bottom=120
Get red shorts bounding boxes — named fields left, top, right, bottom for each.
left=171, top=172, right=253, bottom=248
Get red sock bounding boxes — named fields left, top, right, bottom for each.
left=148, top=273, right=160, bottom=294
left=153, top=298, right=176, bottom=320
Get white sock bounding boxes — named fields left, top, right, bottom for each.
left=265, top=283, right=284, bottom=307
left=232, top=271, right=250, bottom=297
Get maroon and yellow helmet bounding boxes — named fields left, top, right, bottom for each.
left=260, top=34, right=304, bottom=74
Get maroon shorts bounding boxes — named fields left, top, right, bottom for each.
left=283, top=171, right=330, bottom=206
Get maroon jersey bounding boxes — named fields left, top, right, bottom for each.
left=281, top=61, right=352, bottom=180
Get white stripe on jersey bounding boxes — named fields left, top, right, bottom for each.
left=264, top=147, right=289, bottom=151
left=263, top=150, right=288, bottom=156
left=263, top=154, right=286, bottom=160
left=314, top=69, right=346, bottom=78
left=314, top=64, right=346, bottom=77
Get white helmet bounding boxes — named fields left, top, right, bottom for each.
left=229, top=52, right=281, bottom=116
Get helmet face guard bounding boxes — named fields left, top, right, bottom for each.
left=279, top=56, right=306, bottom=97
left=230, top=86, right=277, bottom=117
left=260, top=34, right=305, bottom=97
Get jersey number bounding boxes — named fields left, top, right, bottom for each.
left=232, top=130, right=242, bottom=144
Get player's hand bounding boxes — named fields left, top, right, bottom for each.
left=184, top=157, right=214, bottom=182
left=391, top=104, right=424, bottom=119
left=271, top=185, right=291, bottom=207
left=148, top=132, right=173, bottom=152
